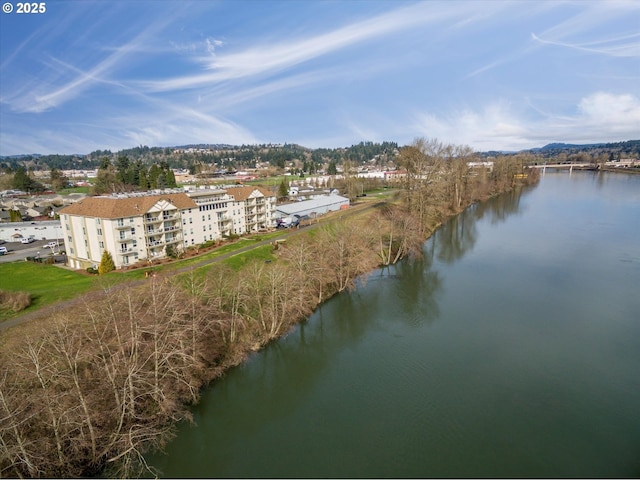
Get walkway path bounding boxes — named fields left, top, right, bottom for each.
left=0, top=200, right=384, bottom=333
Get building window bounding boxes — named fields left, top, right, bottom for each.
left=189, top=218, right=192, bottom=224
left=120, top=231, right=126, bottom=240
left=68, top=236, right=73, bottom=243
left=97, top=228, right=102, bottom=236
left=99, top=241, right=104, bottom=249
left=117, top=218, right=124, bottom=227
left=96, top=218, right=101, bottom=225
left=131, top=228, right=135, bottom=235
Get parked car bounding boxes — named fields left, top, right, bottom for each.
left=0, top=246, right=8, bottom=255
left=45, top=242, right=58, bottom=248
left=21, top=237, right=35, bottom=244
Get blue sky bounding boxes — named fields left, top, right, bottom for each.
left=1, top=0, right=638, bottom=156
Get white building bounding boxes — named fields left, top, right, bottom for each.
left=59, top=186, right=275, bottom=269
left=275, top=195, right=349, bottom=220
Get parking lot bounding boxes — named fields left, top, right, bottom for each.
left=0, top=239, right=64, bottom=264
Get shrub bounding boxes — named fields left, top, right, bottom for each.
left=87, top=267, right=98, bottom=274
left=0, top=289, right=32, bottom=312
left=98, top=251, right=115, bottom=274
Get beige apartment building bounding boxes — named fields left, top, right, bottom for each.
left=59, top=186, right=275, bottom=269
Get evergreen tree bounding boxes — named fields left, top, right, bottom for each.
left=148, top=164, right=161, bottom=189
left=327, top=160, right=338, bottom=175
left=277, top=178, right=289, bottom=200
left=12, top=165, right=43, bottom=192
left=9, top=209, right=22, bottom=222
left=165, top=168, right=177, bottom=188
left=139, top=169, right=149, bottom=190
left=98, top=251, right=115, bottom=274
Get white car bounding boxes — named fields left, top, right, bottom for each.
left=21, top=237, right=35, bottom=244
left=45, top=242, right=58, bottom=248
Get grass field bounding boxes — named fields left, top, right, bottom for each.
left=0, top=262, right=96, bottom=320
left=0, top=231, right=287, bottom=322
left=58, top=186, right=91, bottom=194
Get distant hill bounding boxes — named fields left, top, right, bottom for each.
left=2, top=139, right=638, bottom=169
left=533, top=142, right=604, bottom=152
left=523, top=140, right=640, bottom=159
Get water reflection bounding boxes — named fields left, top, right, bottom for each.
left=148, top=183, right=544, bottom=477
left=434, top=185, right=532, bottom=264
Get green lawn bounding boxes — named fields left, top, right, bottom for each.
left=222, top=244, right=277, bottom=270
left=57, top=186, right=91, bottom=194
left=0, top=231, right=285, bottom=321
left=0, top=263, right=96, bottom=320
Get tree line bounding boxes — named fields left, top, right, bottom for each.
left=0, top=138, right=539, bottom=478
left=92, top=157, right=177, bottom=195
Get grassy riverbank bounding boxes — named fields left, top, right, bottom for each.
left=0, top=142, right=539, bottom=478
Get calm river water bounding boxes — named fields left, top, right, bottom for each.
left=148, top=171, right=640, bottom=478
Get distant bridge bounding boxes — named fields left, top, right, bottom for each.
left=528, top=163, right=592, bottom=171
left=528, top=160, right=638, bottom=172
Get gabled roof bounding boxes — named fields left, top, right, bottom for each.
left=59, top=193, right=197, bottom=219
left=226, top=186, right=275, bottom=201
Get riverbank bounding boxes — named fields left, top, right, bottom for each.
left=148, top=170, right=640, bottom=478
left=0, top=153, right=539, bottom=478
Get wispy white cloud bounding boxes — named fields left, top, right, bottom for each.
left=141, top=2, right=482, bottom=93
left=2, top=6, right=176, bottom=113
left=469, top=0, right=640, bottom=77
left=413, top=92, right=640, bottom=151
left=531, top=32, right=640, bottom=57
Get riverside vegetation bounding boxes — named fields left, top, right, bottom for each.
left=0, top=138, right=539, bottom=478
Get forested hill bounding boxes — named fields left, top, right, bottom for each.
left=529, top=140, right=640, bottom=158
left=1, top=139, right=637, bottom=172
left=0, top=141, right=399, bottom=172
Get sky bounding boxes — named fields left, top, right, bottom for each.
left=0, top=0, right=639, bottom=156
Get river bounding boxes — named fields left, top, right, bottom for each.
left=147, top=170, right=640, bottom=478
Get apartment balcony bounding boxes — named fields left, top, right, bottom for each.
left=162, top=213, right=179, bottom=220
left=144, top=215, right=163, bottom=224
left=115, top=223, right=130, bottom=229
left=163, top=224, right=180, bottom=232
left=146, top=239, right=165, bottom=247
left=118, top=247, right=135, bottom=255
left=117, top=234, right=135, bottom=242
left=165, top=236, right=181, bottom=245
